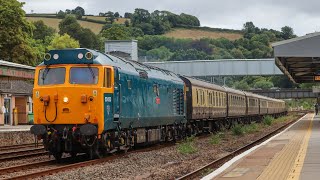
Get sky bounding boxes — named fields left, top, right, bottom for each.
left=20, top=0, right=320, bottom=36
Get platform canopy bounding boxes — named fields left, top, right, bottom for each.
left=273, top=32, right=320, bottom=83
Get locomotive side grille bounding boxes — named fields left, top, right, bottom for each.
left=173, top=88, right=184, bottom=115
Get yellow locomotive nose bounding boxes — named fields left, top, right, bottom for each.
left=32, top=64, right=105, bottom=134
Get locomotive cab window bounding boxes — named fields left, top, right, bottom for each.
left=70, top=67, right=99, bottom=84
left=38, top=67, right=66, bottom=85
left=104, top=68, right=112, bottom=88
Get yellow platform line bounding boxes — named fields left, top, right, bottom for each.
left=257, top=114, right=313, bottom=180
left=287, top=114, right=314, bottom=180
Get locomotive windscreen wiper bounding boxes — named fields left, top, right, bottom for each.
left=42, top=66, right=50, bottom=83
left=87, top=64, right=95, bottom=80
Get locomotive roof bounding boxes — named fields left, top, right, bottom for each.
left=38, top=48, right=183, bottom=84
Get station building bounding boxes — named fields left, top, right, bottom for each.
left=0, top=60, right=35, bottom=125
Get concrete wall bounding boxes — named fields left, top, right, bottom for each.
left=0, top=131, right=36, bottom=146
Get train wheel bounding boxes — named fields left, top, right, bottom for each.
left=70, top=152, right=77, bottom=158
left=53, top=152, right=62, bottom=162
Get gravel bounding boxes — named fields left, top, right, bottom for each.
left=0, top=131, right=36, bottom=146
left=28, top=114, right=301, bottom=180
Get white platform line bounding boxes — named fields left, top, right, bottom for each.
left=201, top=113, right=309, bottom=180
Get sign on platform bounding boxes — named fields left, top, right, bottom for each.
left=0, top=67, right=34, bottom=79
left=315, top=76, right=320, bottom=81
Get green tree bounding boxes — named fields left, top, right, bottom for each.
left=281, top=26, right=296, bottom=40
left=57, top=10, right=66, bottom=18
left=136, top=23, right=154, bottom=35
left=243, top=22, right=260, bottom=39
left=59, top=15, right=98, bottom=49
left=251, top=48, right=265, bottom=58
left=74, top=6, right=85, bottom=16
left=150, top=10, right=171, bottom=34
left=78, top=28, right=100, bottom=49
left=124, top=12, right=133, bottom=19
left=230, top=48, right=245, bottom=59
left=0, top=0, right=37, bottom=65
left=124, top=20, right=130, bottom=27
left=28, top=38, right=46, bottom=65
left=251, top=34, right=269, bottom=45
left=101, top=25, right=130, bottom=40
left=32, top=20, right=56, bottom=42
left=178, top=13, right=200, bottom=26
left=146, top=46, right=173, bottom=61
left=254, top=79, right=274, bottom=89
left=213, top=47, right=234, bottom=59
left=131, top=8, right=151, bottom=26
left=114, top=12, right=120, bottom=18
left=170, top=49, right=212, bottom=61
left=59, top=15, right=82, bottom=37
left=105, top=11, right=115, bottom=24
left=130, top=27, right=144, bottom=38
left=233, top=80, right=250, bottom=90
left=47, top=34, right=80, bottom=50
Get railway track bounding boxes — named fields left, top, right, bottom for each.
left=176, top=113, right=305, bottom=180
left=0, top=148, right=47, bottom=161
left=0, top=143, right=43, bottom=152
left=0, top=143, right=171, bottom=180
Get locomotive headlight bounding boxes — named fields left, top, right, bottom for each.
left=53, top=54, right=59, bottom=60
left=44, top=53, right=51, bottom=61
left=85, top=52, right=93, bottom=60
left=63, top=97, right=69, bottom=103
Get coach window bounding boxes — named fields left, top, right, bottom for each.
left=202, top=91, right=205, bottom=105
left=196, top=90, right=199, bottom=105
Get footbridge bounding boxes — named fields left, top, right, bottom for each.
left=144, top=59, right=283, bottom=77
left=248, top=88, right=316, bottom=99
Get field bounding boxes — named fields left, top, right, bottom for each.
left=26, top=17, right=104, bottom=34
left=164, top=28, right=243, bottom=40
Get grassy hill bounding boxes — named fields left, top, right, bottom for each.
left=26, top=15, right=242, bottom=40
left=164, top=28, right=243, bottom=40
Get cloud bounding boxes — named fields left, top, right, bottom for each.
left=20, top=0, right=320, bottom=36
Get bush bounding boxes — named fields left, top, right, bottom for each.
left=263, top=115, right=274, bottom=126
left=232, top=124, right=245, bottom=136
left=177, top=136, right=197, bottom=154
left=210, top=133, right=222, bottom=144
left=244, top=123, right=258, bottom=133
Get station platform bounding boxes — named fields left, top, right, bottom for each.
left=203, top=113, right=319, bottom=180
left=0, top=125, right=32, bottom=132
